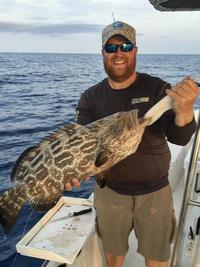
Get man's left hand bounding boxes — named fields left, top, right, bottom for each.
left=166, top=77, right=199, bottom=127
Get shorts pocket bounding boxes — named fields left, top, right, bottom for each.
left=170, top=211, right=177, bottom=243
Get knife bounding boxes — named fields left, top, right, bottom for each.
left=51, top=207, right=93, bottom=222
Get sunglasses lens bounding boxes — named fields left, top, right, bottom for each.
left=104, top=44, right=117, bottom=53
left=104, top=43, right=135, bottom=53
left=121, top=43, right=134, bottom=52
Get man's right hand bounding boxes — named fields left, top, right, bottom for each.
left=65, top=177, right=90, bottom=191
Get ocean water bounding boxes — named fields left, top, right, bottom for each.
left=0, top=53, right=199, bottom=267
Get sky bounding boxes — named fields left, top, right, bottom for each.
left=0, top=0, right=200, bottom=54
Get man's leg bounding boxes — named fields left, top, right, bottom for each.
left=94, top=184, right=133, bottom=267
left=104, top=253, right=169, bottom=267
left=134, top=186, right=177, bottom=266
left=105, top=252, right=125, bottom=267
left=145, top=258, right=168, bottom=267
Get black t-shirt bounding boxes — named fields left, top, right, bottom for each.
left=75, top=73, right=197, bottom=195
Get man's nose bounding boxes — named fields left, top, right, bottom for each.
left=115, top=46, right=123, bottom=55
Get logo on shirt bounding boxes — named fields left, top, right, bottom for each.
left=131, top=97, right=149, bottom=105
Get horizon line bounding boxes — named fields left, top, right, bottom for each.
left=0, top=52, right=200, bottom=55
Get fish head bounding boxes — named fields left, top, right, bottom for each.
left=103, top=109, right=151, bottom=156
left=107, top=109, right=140, bottom=135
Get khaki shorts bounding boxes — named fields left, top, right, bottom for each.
left=94, top=184, right=177, bottom=261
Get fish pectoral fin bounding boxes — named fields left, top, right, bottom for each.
left=95, top=151, right=110, bottom=167
left=96, top=171, right=109, bottom=188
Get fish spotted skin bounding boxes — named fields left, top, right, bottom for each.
left=0, top=109, right=150, bottom=233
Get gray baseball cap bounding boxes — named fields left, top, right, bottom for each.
left=102, top=21, right=136, bottom=47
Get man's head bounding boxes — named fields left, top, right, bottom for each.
left=102, top=21, right=138, bottom=84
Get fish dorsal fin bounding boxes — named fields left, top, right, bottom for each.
left=44, top=123, right=81, bottom=143
left=11, top=146, right=37, bottom=181
left=11, top=123, right=81, bottom=182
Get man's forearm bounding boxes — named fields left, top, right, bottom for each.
left=175, top=110, right=194, bottom=127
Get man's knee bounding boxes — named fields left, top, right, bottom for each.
left=105, top=251, right=125, bottom=267
left=145, top=258, right=168, bottom=267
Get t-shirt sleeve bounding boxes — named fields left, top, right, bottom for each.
left=160, top=110, right=197, bottom=145
left=75, top=91, right=95, bottom=125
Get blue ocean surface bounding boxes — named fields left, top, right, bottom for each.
left=0, top=53, right=199, bottom=267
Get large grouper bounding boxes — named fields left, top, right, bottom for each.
left=0, top=95, right=173, bottom=233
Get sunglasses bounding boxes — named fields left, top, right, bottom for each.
left=103, top=43, right=136, bottom=53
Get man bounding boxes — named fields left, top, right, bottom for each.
left=66, top=21, right=199, bottom=267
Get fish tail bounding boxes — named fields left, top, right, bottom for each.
left=0, top=187, right=26, bottom=233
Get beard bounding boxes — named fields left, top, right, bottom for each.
left=103, top=54, right=136, bottom=83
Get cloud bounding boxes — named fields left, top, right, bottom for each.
left=0, top=21, right=104, bottom=35
left=0, top=0, right=152, bottom=25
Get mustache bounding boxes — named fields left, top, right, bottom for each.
left=112, top=55, right=127, bottom=62
left=112, top=55, right=127, bottom=60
